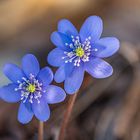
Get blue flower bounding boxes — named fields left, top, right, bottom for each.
left=0, top=54, right=66, bottom=124
left=48, top=16, right=120, bottom=94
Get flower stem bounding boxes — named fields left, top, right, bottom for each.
left=38, top=121, right=44, bottom=140
left=58, top=91, right=78, bottom=140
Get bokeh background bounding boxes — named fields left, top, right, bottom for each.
left=0, top=0, right=140, bottom=140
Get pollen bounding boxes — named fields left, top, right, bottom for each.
left=75, top=47, right=84, bottom=57
left=27, top=84, right=36, bottom=93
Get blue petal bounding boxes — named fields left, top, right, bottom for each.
left=3, top=63, right=25, bottom=83
left=90, top=43, right=106, bottom=57
left=85, top=58, right=113, bottom=78
left=58, top=19, right=78, bottom=37
left=47, top=48, right=65, bottom=67
left=51, top=31, right=72, bottom=51
left=54, top=63, right=74, bottom=83
left=32, top=97, right=50, bottom=121
left=64, top=65, right=84, bottom=94
left=18, top=102, right=33, bottom=124
left=44, top=85, right=66, bottom=104
left=80, top=16, right=103, bottom=42
left=0, top=84, right=21, bottom=103
left=94, top=37, right=120, bottom=58
left=37, top=67, right=53, bottom=87
left=22, top=54, right=40, bottom=78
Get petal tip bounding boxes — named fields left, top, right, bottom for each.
left=80, top=15, right=103, bottom=42
left=3, top=63, right=11, bottom=75
left=22, top=53, right=40, bottom=77
left=57, top=19, right=71, bottom=28
left=85, top=15, right=103, bottom=24
left=65, top=88, right=78, bottom=95
left=23, top=54, right=36, bottom=59
left=50, top=31, right=58, bottom=43
left=88, top=15, right=102, bottom=20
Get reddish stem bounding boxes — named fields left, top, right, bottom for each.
left=38, top=121, right=44, bottom=140
left=58, top=92, right=78, bottom=140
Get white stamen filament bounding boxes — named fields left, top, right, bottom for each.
left=62, top=36, right=98, bottom=66
left=15, top=74, right=44, bottom=104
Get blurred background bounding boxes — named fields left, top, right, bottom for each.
left=0, top=0, right=140, bottom=140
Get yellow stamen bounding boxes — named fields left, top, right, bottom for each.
left=75, top=47, right=84, bottom=57
left=27, top=84, right=36, bottom=93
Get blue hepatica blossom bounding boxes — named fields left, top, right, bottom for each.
left=48, top=16, right=120, bottom=94
left=0, top=54, right=66, bottom=124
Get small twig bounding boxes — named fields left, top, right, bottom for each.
left=58, top=92, right=78, bottom=140
left=38, top=121, right=44, bottom=140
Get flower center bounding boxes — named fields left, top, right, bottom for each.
left=75, top=47, right=84, bottom=57
left=27, top=84, right=36, bottom=93
left=62, top=36, right=98, bottom=67
left=15, top=74, right=44, bottom=104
